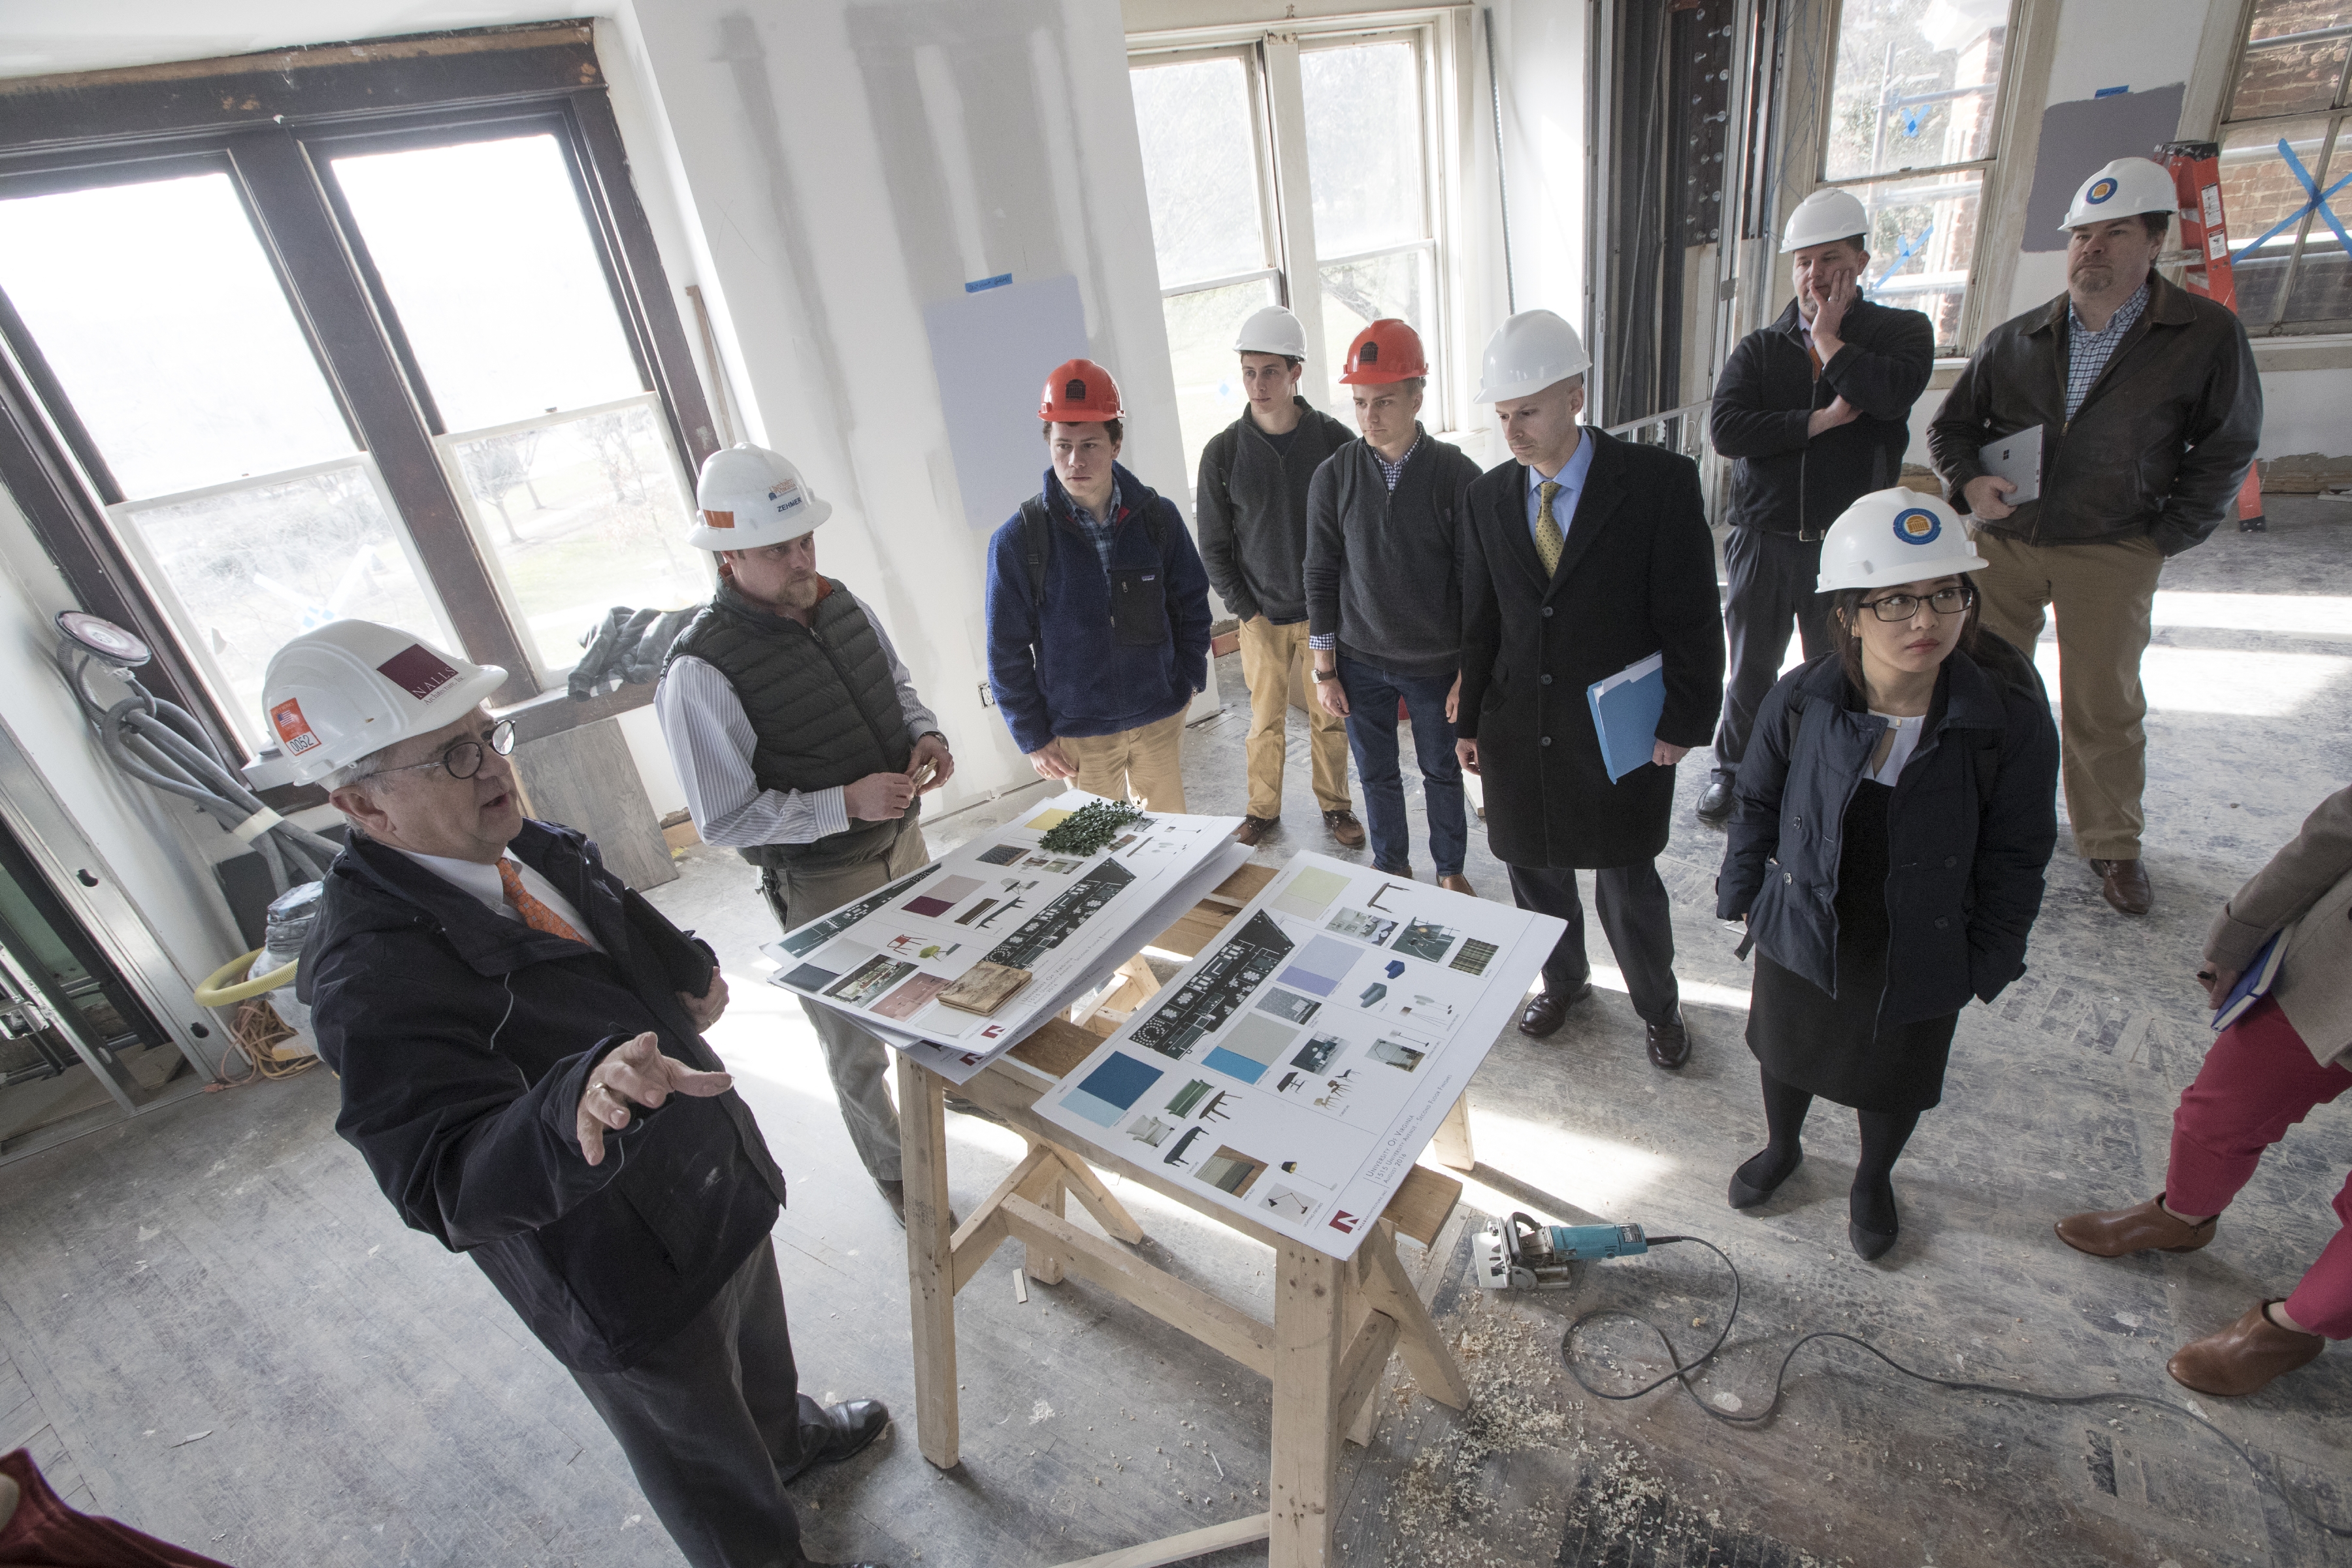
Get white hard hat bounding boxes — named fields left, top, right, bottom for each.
left=1235, top=305, right=1308, bottom=359
left=2061, top=156, right=2176, bottom=232
left=1780, top=188, right=1871, bottom=253
left=690, top=443, right=833, bottom=550
left=1475, top=310, right=1591, bottom=403
left=1816, top=489, right=1989, bottom=593
left=261, top=621, right=506, bottom=787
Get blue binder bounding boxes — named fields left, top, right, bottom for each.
left=1587, top=652, right=1667, bottom=783
left=2211, top=930, right=2287, bottom=1032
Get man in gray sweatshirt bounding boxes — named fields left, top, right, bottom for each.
left=1303, top=318, right=1484, bottom=890
left=1196, top=306, right=1364, bottom=850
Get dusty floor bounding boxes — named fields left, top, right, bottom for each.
left=0, top=500, right=2346, bottom=1567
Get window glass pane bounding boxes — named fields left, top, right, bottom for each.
left=1132, top=57, right=1269, bottom=287
left=1160, top=278, right=1281, bottom=488
left=1852, top=172, right=1982, bottom=353
left=442, top=398, right=710, bottom=679
left=331, top=135, right=642, bottom=433
left=2283, top=122, right=2352, bottom=323
left=1318, top=248, right=1431, bottom=417
left=2218, top=118, right=2333, bottom=324
left=2227, top=0, right=2352, bottom=120
left=1299, top=41, right=1426, bottom=257
left=111, top=459, right=450, bottom=749
left=1824, top=0, right=2008, bottom=181
left=0, top=172, right=355, bottom=500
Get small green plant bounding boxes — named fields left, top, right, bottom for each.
left=1038, top=798, right=1146, bottom=856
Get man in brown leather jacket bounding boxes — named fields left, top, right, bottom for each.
left=1929, top=156, right=2260, bottom=918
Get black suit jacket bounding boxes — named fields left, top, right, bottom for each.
left=1458, top=429, right=1725, bottom=869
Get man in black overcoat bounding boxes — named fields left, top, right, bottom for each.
left=1455, top=312, right=1725, bottom=1068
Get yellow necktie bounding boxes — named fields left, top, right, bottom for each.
left=498, top=857, right=587, bottom=945
left=1535, top=480, right=1565, bottom=576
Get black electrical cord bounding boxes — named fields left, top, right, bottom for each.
left=1559, top=1234, right=2351, bottom=1541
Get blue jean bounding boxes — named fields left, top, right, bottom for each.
left=1337, top=653, right=1466, bottom=877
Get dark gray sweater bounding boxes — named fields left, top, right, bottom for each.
left=1195, top=399, right=1356, bottom=624
left=1303, top=427, right=1483, bottom=680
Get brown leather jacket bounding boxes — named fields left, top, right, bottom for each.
left=1927, top=272, right=2261, bottom=556
left=2206, top=783, right=2352, bottom=1069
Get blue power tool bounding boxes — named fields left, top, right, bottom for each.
left=1476, top=1211, right=1648, bottom=1290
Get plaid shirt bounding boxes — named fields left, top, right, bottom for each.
left=1063, top=485, right=1122, bottom=573
left=2065, top=282, right=2149, bottom=422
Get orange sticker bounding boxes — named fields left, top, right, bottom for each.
left=703, top=508, right=736, bottom=530
left=270, top=698, right=321, bottom=755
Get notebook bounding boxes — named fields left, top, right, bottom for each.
left=2211, top=930, right=2287, bottom=1032
left=1586, top=652, right=1667, bottom=783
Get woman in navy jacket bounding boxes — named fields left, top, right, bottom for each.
left=1716, top=489, right=2059, bottom=1259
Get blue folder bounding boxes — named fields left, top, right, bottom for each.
left=1587, top=652, right=1667, bottom=783
left=2211, top=930, right=2287, bottom=1032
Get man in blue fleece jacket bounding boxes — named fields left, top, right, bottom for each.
left=985, top=357, right=1212, bottom=811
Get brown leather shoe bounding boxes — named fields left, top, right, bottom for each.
left=2055, top=1194, right=2216, bottom=1257
left=1518, top=982, right=1593, bottom=1037
left=1235, top=815, right=1279, bottom=846
left=2089, top=857, right=2153, bottom=916
left=2167, top=1301, right=2326, bottom=1397
left=1646, top=1010, right=1691, bottom=1070
left=1323, top=809, right=1366, bottom=847
left=1437, top=873, right=1475, bottom=895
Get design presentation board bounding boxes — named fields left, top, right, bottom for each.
left=1034, top=854, right=1565, bottom=1258
left=764, top=792, right=1242, bottom=1081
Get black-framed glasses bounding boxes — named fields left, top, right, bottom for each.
left=1859, top=585, right=1975, bottom=623
left=361, top=719, right=516, bottom=782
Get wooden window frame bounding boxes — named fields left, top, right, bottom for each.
left=2214, top=0, right=2352, bottom=337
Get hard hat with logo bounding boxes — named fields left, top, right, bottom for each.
left=1474, top=310, right=1590, bottom=403
left=1816, top=488, right=1988, bottom=593
left=1780, top=187, right=1872, bottom=253
left=691, top=444, right=832, bottom=551
left=1234, top=305, right=1309, bottom=359
left=2061, top=155, right=2177, bottom=232
left=260, top=620, right=507, bottom=787
left=1339, top=319, right=1428, bottom=385
left=1039, top=358, right=1124, bottom=423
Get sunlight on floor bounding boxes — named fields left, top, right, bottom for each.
left=1462, top=1105, right=1675, bottom=1218
left=2150, top=590, right=2352, bottom=634
left=2034, top=642, right=2351, bottom=716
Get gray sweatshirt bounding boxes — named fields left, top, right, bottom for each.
left=1195, top=399, right=1356, bottom=625
left=1303, top=427, right=1484, bottom=680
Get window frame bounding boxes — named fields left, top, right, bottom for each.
left=2214, top=0, right=2352, bottom=336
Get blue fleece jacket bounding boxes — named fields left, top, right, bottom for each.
left=985, top=463, right=1213, bottom=755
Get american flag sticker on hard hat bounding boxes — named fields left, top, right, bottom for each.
left=768, top=478, right=805, bottom=517
left=376, top=644, right=463, bottom=701
left=270, top=698, right=321, bottom=755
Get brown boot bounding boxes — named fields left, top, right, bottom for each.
left=2055, top=1194, right=2216, bottom=1257
left=1235, top=815, right=1279, bottom=846
left=2167, top=1301, right=2325, bottom=1397
left=1323, top=809, right=1365, bottom=848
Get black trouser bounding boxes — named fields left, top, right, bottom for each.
left=1712, top=527, right=1833, bottom=775
left=1507, top=861, right=1680, bottom=1025
left=570, top=1239, right=830, bottom=1568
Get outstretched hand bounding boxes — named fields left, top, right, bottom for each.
left=576, top=1032, right=734, bottom=1166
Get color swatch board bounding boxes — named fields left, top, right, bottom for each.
left=762, top=791, right=1241, bottom=1076
left=1033, top=853, right=1565, bottom=1258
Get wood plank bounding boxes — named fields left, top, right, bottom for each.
left=1333, top=1309, right=1400, bottom=1444
left=947, top=1211, right=1010, bottom=1296
left=1022, top=1171, right=1068, bottom=1287
left=998, top=1195, right=1276, bottom=1379
left=1268, top=1243, right=1345, bottom=1565
left=1045, top=1145, right=1146, bottom=1245
left=896, top=1053, right=960, bottom=1469
left=1359, top=1222, right=1469, bottom=1410
left=1007, top=1017, right=1107, bottom=1079
left=1382, top=1164, right=1462, bottom=1248
left=509, top=717, right=676, bottom=890
left=1428, top=1092, right=1476, bottom=1173
left=1048, top=1512, right=1272, bottom=1568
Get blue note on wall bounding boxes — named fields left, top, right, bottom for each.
left=1587, top=652, right=1666, bottom=783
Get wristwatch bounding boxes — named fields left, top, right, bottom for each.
left=1311, top=666, right=1340, bottom=682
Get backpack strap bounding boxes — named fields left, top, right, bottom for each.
left=1019, top=496, right=1052, bottom=608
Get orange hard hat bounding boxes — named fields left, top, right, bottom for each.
left=1039, top=358, right=1124, bottom=422
left=1338, top=319, right=1428, bottom=385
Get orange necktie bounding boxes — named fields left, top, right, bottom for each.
left=498, top=857, right=586, bottom=944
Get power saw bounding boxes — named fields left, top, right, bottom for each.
left=1475, top=1211, right=1649, bottom=1290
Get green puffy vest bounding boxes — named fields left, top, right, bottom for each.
left=664, top=578, right=916, bottom=872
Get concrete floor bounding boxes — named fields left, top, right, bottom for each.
left=0, top=499, right=2347, bottom=1567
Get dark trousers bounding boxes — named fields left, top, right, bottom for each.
left=1712, top=527, right=1832, bottom=774
left=570, top=1239, right=828, bottom=1568
left=1507, top=861, right=1680, bottom=1024
left=1336, top=653, right=1467, bottom=877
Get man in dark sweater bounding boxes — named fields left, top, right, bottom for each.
left=1698, top=187, right=1935, bottom=825
left=1196, top=304, right=1363, bottom=849
left=1303, top=318, right=1484, bottom=889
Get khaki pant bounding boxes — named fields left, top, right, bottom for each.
left=1060, top=708, right=1188, bottom=813
left=1236, top=615, right=1351, bottom=821
left=1970, top=529, right=2165, bottom=862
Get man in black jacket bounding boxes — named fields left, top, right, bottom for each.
left=273, top=621, right=890, bottom=1568
left=1457, top=312, right=1725, bottom=1068
left=1195, top=305, right=1364, bottom=849
left=1700, top=188, right=1936, bottom=825
left=1930, top=155, right=2262, bottom=918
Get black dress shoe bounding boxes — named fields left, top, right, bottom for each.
left=1646, top=1011, right=1691, bottom=1069
left=1848, top=1220, right=1899, bottom=1261
left=1695, top=772, right=1735, bottom=825
left=781, top=1399, right=890, bottom=1484
left=1727, top=1146, right=1802, bottom=1209
left=1517, top=981, right=1593, bottom=1037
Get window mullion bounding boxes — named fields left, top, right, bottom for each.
left=1260, top=33, right=1330, bottom=376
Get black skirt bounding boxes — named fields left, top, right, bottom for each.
left=1746, top=780, right=1959, bottom=1113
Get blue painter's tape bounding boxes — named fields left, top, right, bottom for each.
left=965, top=273, right=1013, bottom=293
left=2094, top=85, right=2129, bottom=97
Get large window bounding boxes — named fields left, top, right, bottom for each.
left=2216, top=0, right=2352, bottom=333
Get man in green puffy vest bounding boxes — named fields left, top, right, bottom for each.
left=655, top=443, right=955, bottom=1227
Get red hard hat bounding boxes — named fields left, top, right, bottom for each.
left=1039, top=358, right=1124, bottom=421
left=1339, top=319, right=1428, bottom=385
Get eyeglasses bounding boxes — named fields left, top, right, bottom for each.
left=1859, top=585, right=1975, bottom=623
left=358, top=719, right=516, bottom=782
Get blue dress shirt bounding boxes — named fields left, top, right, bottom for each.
left=1524, top=428, right=1597, bottom=548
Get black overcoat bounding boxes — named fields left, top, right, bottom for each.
left=1456, top=429, right=1725, bottom=868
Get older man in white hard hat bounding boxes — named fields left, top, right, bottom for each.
left=655, top=444, right=955, bottom=1226
left=1194, top=304, right=1363, bottom=849
left=282, top=621, right=891, bottom=1568
left=1696, top=187, right=1936, bottom=828
left=1456, top=311, right=1724, bottom=1068
left=1930, top=155, right=2261, bottom=917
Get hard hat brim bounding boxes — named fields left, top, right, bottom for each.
left=1815, top=549, right=1989, bottom=595
left=689, top=497, right=833, bottom=551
